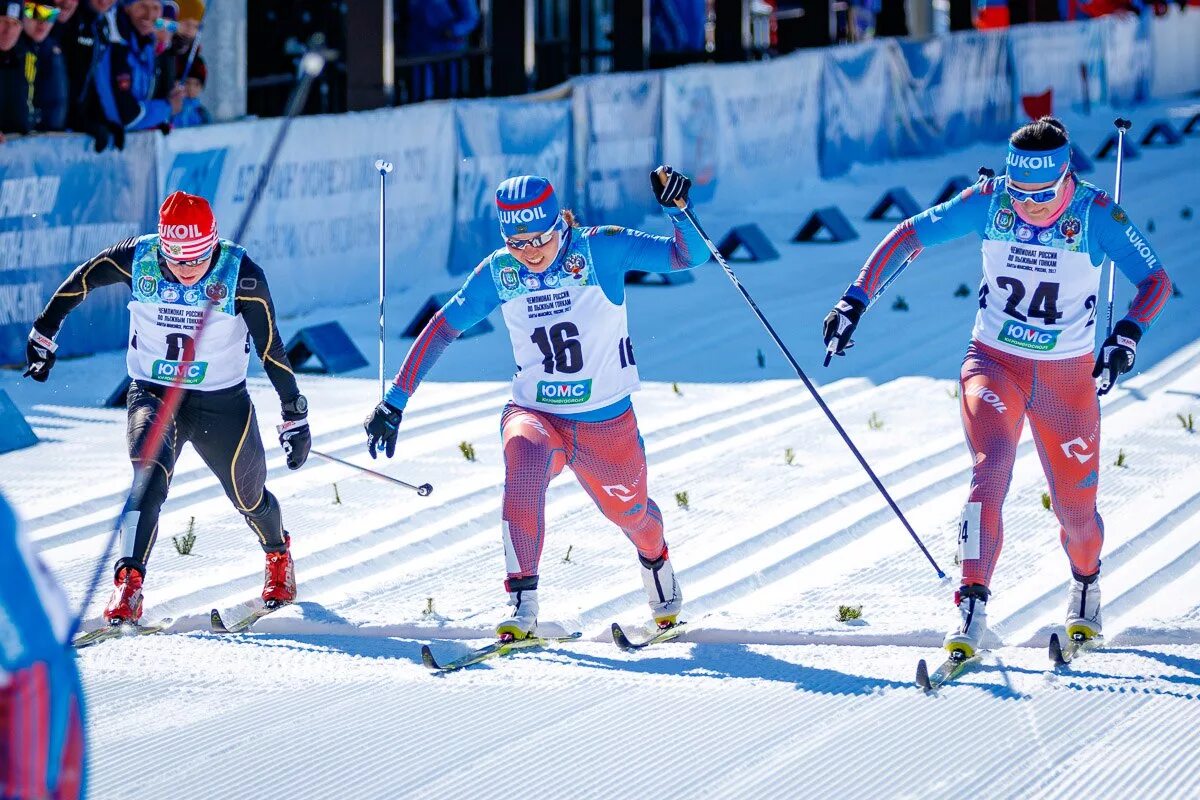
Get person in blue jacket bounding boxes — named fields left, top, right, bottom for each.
left=823, top=116, right=1172, bottom=659
left=0, top=492, right=86, bottom=800
left=364, top=167, right=709, bottom=641
left=91, top=0, right=181, bottom=135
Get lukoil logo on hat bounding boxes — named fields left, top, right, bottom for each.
left=496, top=176, right=560, bottom=237
left=158, top=191, right=217, bottom=261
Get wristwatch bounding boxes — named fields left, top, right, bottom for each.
left=282, top=394, right=308, bottom=418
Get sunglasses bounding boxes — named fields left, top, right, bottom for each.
left=23, top=3, right=59, bottom=22
left=505, top=215, right=563, bottom=251
left=1006, top=168, right=1070, bottom=204
left=154, top=16, right=177, bottom=31
left=162, top=249, right=212, bottom=268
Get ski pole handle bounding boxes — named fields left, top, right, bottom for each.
left=310, top=449, right=433, bottom=496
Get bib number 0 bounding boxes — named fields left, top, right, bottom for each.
left=531, top=323, right=583, bottom=375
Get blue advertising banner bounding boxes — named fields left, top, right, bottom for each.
left=1097, top=14, right=1151, bottom=108
left=821, top=42, right=895, bottom=177
left=158, top=103, right=457, bottom=316
left=0, top=132, right=158, bottom=366
left=572, top=72, right=662, bottom=228
left=898, top=30, right=1013, bottom=151
left=1008, top=21, right=1093, bottom=114
left=452, top=99, right=572, bottom=274
left=661, top=52, right=823, bottom=210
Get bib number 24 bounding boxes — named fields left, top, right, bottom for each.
left=987, top=278, right=1063, bottom=325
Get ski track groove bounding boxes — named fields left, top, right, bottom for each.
left=55, top=376, right=866, bottom=624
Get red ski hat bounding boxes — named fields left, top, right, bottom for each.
left=158, top=191, right=217, bottom=262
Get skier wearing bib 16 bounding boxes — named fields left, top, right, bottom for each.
left=364, top=167, right=709, bottom=641
left=822, top=117, right=1171, bottom=658
left=23, top=191, right=312, bottom=626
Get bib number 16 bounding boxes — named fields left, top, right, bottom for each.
left=531, top=323, right=583, bottom=375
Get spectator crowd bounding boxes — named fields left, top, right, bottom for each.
left=0, top=0, right=210, bottom=149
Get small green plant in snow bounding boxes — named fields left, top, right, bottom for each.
left=459, top=441, right=477, bottom=461
left=836, top=605, right=863, bottom=622
left=173, top=517, right=196, bottom=556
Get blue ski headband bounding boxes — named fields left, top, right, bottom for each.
left=496, top=176, right=560, bottom=237
left=1005, top=143, right=1071, bottom=184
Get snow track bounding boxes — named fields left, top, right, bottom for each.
left=3, top=99, right=1198, bottom=799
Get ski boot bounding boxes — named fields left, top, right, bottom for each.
left=262, top=535, right=296, bottom=609
left=496, top=576, right=538, bottom=641
left=943, top=584, right=989, bottom=659
left=640, top=547, right=683, bottom=629
left=1065, top=570, right=1102, bottom=641
left=103, top=565, right=144, bottom=626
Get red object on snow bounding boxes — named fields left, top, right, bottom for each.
left=1021, top=90, right=1054, bottom=121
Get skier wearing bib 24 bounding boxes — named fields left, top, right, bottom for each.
left=364, top=167, right=709, bottom=641
left=23, top=191, right=312, bottom=626
left=822, top=118, right=1171, bottom=658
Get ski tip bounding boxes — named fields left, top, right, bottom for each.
left=420, top=644, right=442, bottom=672
left=611, top=623, right=634, bottom=651
left=209, top=608, right=230, bottom=634
left=1049, top=632, right=1067, bottom=666
left=915, top=659, right=932, bottom=692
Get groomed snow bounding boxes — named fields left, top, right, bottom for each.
left=3, top=99, right=1199, bottom=799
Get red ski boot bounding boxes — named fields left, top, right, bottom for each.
left=103, top=566, right=144, bottom=625
left=262, top=538, right=296, bottom=609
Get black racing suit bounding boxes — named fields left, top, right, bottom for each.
left=33, top=239, right=303, bottom=577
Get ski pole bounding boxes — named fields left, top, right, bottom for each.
left=374, top=159, right=394, bottom=399
left=1104, top=118, right=1132, bottom=338
left=658, top=172, right=945, bottom=578
left=69, top=36, right=335, bottom=644
left=310, top=449, right=433, bottom=496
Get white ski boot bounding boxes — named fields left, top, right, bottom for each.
left=496, top=577, right=538, bottom=641
left=1065, top=571, right=1102, bottom=641
left=943, top=584, right=989, bottom=658
left=640, top=549, right=682, bottom=628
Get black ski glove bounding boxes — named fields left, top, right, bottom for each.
left=23, top=329, right=57, bottom=382
left=822, top=295, right=866, bottom=363
left=364, top=402, right=402, bottom=459
left=1093, top=320, right=1141, bottom=396
left=277, top=395, right=310, bottom=469
left=651, top=165, right=691, bottom=208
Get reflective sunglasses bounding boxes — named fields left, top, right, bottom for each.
left=154, top=17, right=178, bottom=32
left=504, top=215, right=563, bottom=251
left=23, top=3, right=60, bottom=22
left=1006, top=168, right=1070, bottom=204
left=162, top=249, right=213, bottom=268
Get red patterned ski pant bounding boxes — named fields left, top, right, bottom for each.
left=500, top=403, right=665, bottom=579
left=959, top=340, right=1104, bottom=587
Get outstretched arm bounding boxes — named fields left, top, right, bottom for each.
left=33, top=239, right=137, bottom=339
left=382, top=258, right=502, bottom=411
left=587, top=205, right=711, bottom=278
left=235, top=256, right=302, bottom=406
left=846, top=181, right=993, bottom=307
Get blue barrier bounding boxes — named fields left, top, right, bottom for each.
left=0, top=389, right=37, bottom=453
left=285, top=322, right=370, bottom=374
